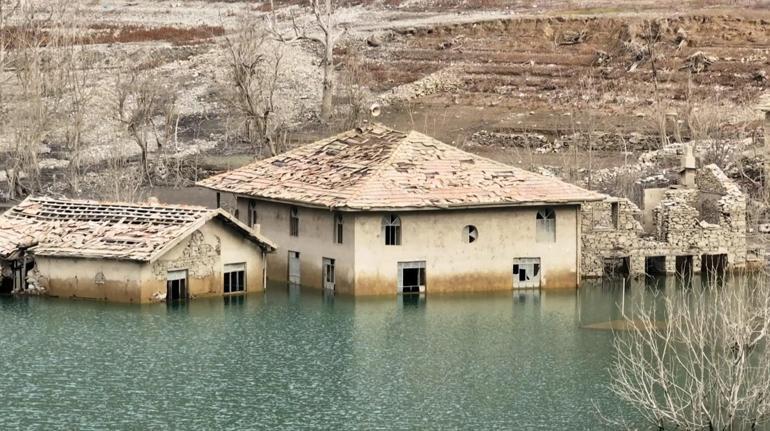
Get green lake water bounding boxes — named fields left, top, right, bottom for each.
left=0, top=280, right=653, bottom=430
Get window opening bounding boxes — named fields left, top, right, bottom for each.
left=334, top=214, right=343, bottom=244
left=248, top=200, right=258, bottom=228
left=463, top=225, right=478, bottom=243
left=536, top=208, right=556, bottom=243
left=383, top=214, right=401, bottom=246
left=224, top=263, right=246, bottom=294
left=290, top=206, right=299, bottom=237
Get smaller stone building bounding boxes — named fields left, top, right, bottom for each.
left=581, top=164, right=747, bottom=277
left=0, top=197, right=275, bottom=303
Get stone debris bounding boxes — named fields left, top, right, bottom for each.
left=682, top=51, right=717, bottom=73
left=558, top=30, right=588, bottom=46
left=581, top=164, right=748, bottom=277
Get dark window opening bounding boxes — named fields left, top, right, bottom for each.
left=464, top=225, right=478, bottom=243
left=290, top=206, right=299, bottom=237
left=334, top=214, right=343, bottom=244
left=224, top=263, right=246, bottom=294
left=603, top=257, right=630, bottom=278
left=611, top=202, right=620, bottom=229
left=645, top=256, right=666, bottom=276
left=383, top=214, right=401, bottom=246
left=536, top=208, right=556, bottom=243
left=323, top=258, right=335, bottom=290
left=247, top=200, right=258, bottom=228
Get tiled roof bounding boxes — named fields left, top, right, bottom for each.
left=0, top=197, right=275, bottom=261
left=197, top=124, right=603, bottom=210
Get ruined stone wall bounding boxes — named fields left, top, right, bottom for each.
left=581, top=164, right=748, bottom=277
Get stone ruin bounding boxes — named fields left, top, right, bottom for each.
left=581, top=163, right=752, bottom=278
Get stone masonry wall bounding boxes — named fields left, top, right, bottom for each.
left=581, top=164, right=747, bottom=277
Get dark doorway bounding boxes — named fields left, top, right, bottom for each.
left=644, top=256, right=666, bottom=276
left=603, top=257, right=630, bottom=278
left=167, top=270, right=188, bottom=303
left=675, top=256, right=693, bottom=280
left=398, top=261, right=426, bottom=294
left=701, top=254, right=727, bottom=277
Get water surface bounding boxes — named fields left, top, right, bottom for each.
left=0, top=280, right=647, bottom=430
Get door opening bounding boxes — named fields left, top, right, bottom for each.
left=398, top=261, right=426, bottom=294
left=167, top=270, right=188, bottom=303
left=322, top=258, right=335, bottom=291
left=288, top=251, right=300, bottom=286
left=512, top=257, right=541, bottom=289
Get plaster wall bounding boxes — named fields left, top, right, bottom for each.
left=353, top=206, right=580, bottom=295
left=36, top=257, right=145, bottom=303
left=36, top=218, right=267, bottom=303
left=236, top=198, right=356, bottom=293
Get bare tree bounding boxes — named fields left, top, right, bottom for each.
left=608, top=277, right=770, bottom=430
left=114, top=70, right=177, bottom=185
left=269, top=0, right=346, bottom=122
left=224, top=16, right=283, bottom=157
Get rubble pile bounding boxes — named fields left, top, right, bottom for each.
left=581, top=164, right=749, bottom=277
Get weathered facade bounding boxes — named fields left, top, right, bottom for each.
left=581, top=164, right=748, bottom=277
left=0, top=197, right=275, bottom=303
left=199, top=124, right=603, bottom=295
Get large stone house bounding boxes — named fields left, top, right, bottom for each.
left=198, top=124, right=602, bottom=295
left=0, top=197, right=275, bottom=303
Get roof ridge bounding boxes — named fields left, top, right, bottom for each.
left=337, top=126, right=409, bottom=209
left=26, top=195, right=212, bottom=212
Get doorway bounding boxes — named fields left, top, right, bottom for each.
left=512, top=257, right=541, bottom=289
left=166, top=270, right=188, bottom=303
left=398, top=261, right=426, bottom=294
left=322, top=257, right=335, bottom=291
left=288, top=251, right=300, bottom=285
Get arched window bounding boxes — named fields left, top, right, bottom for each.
left=463, top=225, right=478, bottom=243
left=382, top=214, right=401, bottom=246
left=536, top=208, right=556, bottom=243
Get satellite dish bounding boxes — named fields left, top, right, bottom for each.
left=370, top=103, right=381, bottom=118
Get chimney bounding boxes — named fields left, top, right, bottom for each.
left=680, top=143, right=696, bottom=188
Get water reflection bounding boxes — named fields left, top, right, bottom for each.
left=2, top=275, right=759, bottom=430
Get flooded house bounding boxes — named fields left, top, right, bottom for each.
left=581, top=147, right=750, bottom=278
left=197, top=124, right=603, bottom=295
left=0, top=197, right=275, bottom=303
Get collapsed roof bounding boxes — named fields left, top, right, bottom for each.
left=197, top=124, right=603, bottom=211
left=0, top=197, right=276, bottom=261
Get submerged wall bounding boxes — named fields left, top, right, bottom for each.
left=36, top=218, right=267, bottom=303
left=581, top=164, right=748, bottom=277
left=353, top=206, right=580, bottom=295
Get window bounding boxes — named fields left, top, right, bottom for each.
left=536, top=208, right=556, bottom=243
left=224, top=263, right=246, bottom=294
left=610, top=202, right=619, bottom=229
left=289, top=206, right=299, bottom=237
left=247, top=200, right=258, bottom=228
left=334, top=213, right=343, bottom=244
left=166, top=270, right=188, bottom=303
left=383, top=214, right=401, bottom=246
left=463, top=225, right=478, bottom=243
